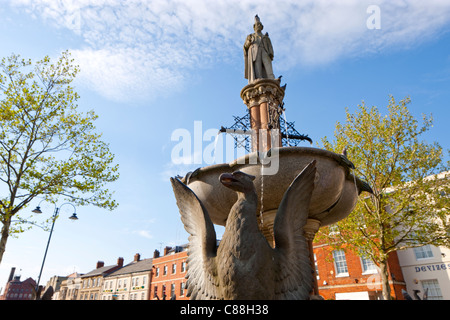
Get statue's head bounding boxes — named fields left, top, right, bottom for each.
left=253, top=14, right=263, bottom=32
left=219, top=171, right=256, bottom=193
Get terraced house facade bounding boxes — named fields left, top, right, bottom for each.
left=78, top=258, right=123, bottom=300
left=53, top=247, right=188, bottom=300
left=102, top=254, right=153, bottom=300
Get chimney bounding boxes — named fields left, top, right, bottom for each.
left=164, top=246, right=172, bottom=256
left=96, top=261, right=104, bottom=269
left=117, top=257, right=124, bottom=267
left=134, top=253, right=141, bottom=262
left=153, top=250, right=160, bottom=258
left=7, top=267, right=15, bottom=282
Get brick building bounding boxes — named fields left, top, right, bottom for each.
left=45, top=275, right=67, bottom=300
left=313, top=243, right=406, bottom=300
left=0, top=268, right=36, bottom=300
left=150, top=245, right=188, bottom=300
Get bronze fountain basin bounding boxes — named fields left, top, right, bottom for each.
left=181, top=147, right=367, bottom=234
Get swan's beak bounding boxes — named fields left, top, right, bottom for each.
left=219, top=173, right=238, bottom=187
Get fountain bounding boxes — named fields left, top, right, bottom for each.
left=181, top=146, right=369, bottom=238
left=171, top=15, right=372, bottom=300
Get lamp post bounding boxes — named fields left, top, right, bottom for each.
left=32, top=201, right=78, bottom=291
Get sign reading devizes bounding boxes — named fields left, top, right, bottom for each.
left=415, top=263, right=450, bottom=272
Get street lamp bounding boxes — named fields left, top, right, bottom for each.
left=32, top=201, right=78, bottom=291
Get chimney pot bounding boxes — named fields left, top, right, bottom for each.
left=7, top=267, right=16, bottom=282
left=117, top=257, right=124, bottom=267
left=164, top=246, right=171, bottom=256
left=153, top=250, right=160, bottom=258
left=134, top=253, right=141, bottom=262
left=96, top=261, right=104, bottom=269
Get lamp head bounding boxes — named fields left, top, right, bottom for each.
left=32, top=206, right=42, bottom=214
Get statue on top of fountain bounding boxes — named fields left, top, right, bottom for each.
left=244, top=15, right=275, bottom=83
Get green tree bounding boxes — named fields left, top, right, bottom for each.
left=319, top=96, right=449, bottom=300
left=0, top=51, right=119, bottom=264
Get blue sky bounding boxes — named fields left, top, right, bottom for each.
left=0, top=0, right=449, bottom=289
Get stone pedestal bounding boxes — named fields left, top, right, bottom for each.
left=303, top=218, right=322, bottom=296
left=257, top=209, right=277, bottom=247
left=240, top=79, right=285, bottom=153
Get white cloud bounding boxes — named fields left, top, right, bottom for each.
left=134, top=230, right=153, bottom=240
left=9, top=0, right=450, bottom=101
left=71, top=47, right=186, bottom=101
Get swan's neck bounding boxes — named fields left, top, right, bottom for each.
left=226, top=190, right=259, bottom=235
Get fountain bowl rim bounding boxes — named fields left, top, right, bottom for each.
left=182, top=146, right=353, bottom=184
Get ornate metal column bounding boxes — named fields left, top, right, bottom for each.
left=240, top=78, right=285, bottom=153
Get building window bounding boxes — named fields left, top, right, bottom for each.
left=332, top=250, right=349, bottom=276
left=170, top=283, right=175, bottom=298
left=414, top=245, right=434, bottom=260
left=153, top=286, right=158, bottom=298
left=314, top=253, right=319, bottom=279
left=421, top=279, right=443, bottom=300
left=155, top=267, right=159, bottom=277
left=163, top=265, right=168, bottom=275
left=328, top=224, right=340, bottom=235
left=172, top=263, right=177, bottom=274
left=180, top=282, right=185, bottom=296
left=181, top=261, right=186, bottom=273
left=361, top=255, right=377, bottom=274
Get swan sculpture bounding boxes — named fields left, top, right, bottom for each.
left=170, top=160, right=317, bottom=300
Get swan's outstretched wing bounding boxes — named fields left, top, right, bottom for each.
left=170, top=177, right=219, bottom=299
left=273, top=160, right=316, bottom=299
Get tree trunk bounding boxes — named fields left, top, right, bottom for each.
left=379, top=260, right=391, bottom=300
left=0, top=219, right=11, bottom=265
